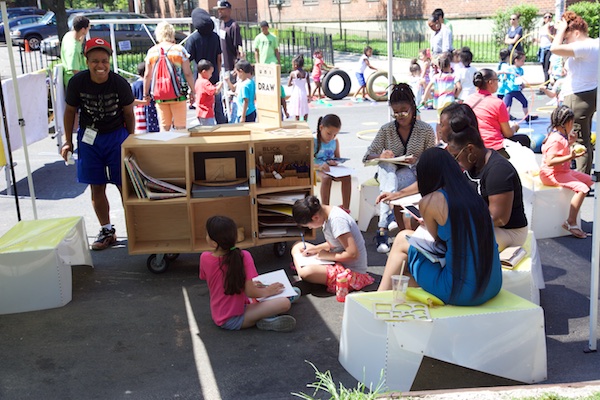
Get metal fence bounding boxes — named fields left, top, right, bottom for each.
left=17, top=25, right=543, bottom=76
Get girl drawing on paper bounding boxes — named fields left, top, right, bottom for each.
left=290, top=196, right=374, bottom=296
left=200, top=215, right=298, bottom=332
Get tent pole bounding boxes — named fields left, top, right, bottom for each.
left=386, top=0, right=393, bottom=122
left=587, top=34, right=600, bottom=353
left=0, top=60, right=21, bottom=221
left=1, top=1, right=38, bottom=219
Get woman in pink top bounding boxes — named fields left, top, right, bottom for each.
left=464, top=69, right=529, bottom=158
left=540, top=106, right=592, bottom=239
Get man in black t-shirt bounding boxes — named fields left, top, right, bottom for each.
left=61, top=37, right=135, bottom=251
left=214, top=1, right=241, bottom=122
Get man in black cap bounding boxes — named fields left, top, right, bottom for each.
left=185, top=8, right=226, bottom=124
left=214, top=0, right=242, bottom=122
left=214, top=1, right=242, bottom=75
left=60, top=38, right=135, bottom=251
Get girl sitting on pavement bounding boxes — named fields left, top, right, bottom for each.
left=313, top=114, right=352, bottom=213
left=291, top=196, right=374, bottom=295
left=540, top=106, right=593, bottom=239
left=200, top=215, right=296, bottom=332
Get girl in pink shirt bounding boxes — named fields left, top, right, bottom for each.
left=199, top=216, right=296, bottom=331
left=540, top=106, right=592, bottom=238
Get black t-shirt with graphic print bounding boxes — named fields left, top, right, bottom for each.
left=464, top=150, right=527, bottom=229
left=66, top=70, right=135, bottom=134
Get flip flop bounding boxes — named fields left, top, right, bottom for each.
left=562, top=221, right=587, bottom=239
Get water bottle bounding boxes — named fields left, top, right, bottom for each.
left=65, top=151, right=75, bottom=166
left=336, top=270, right=350, bottom=302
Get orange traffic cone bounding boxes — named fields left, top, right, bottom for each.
left=24, top=39, right=31, bottom=52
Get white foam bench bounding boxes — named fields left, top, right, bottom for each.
left=501, top=230, right=545, bottom=305
left=520, top=172, right=580, bottom=239
left=357, top=178, right=380, bottom=231
left=0, top=217, right=94, bottom=315
left=339, top=290, right=547, bottom=392
left=315, top=174, right=360, bottom=220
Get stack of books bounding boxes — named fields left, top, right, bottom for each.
left=124, top=154, right=186, bottom=200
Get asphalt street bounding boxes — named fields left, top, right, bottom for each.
left=0, top=46, right=599, bottom=399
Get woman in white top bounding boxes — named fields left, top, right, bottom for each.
left=551, top=10, right=599, bottom=174
left=537, top=13, right=555, bottom=87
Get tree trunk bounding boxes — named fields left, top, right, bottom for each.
left=42, top=0, right=68, bottom=41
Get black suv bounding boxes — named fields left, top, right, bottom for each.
left=41, top=12, right=188, bottom=57
left=2, top=7, right=45, bottom=19
left=9, top=8, right=102, bottom=50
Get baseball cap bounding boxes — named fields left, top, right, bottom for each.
left=84, top=37, right=111, bottom=56
left=214, top=0, right=232, bottom=9
left=260, top=20, right=269, bottom=27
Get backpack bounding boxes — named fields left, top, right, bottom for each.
left=150, top=45, right=181, bottom=101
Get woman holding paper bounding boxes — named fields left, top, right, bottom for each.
left=363, top=83, right=436, bottom=254
left=442, top=104, right=528, bottom=251
left=291, top=196, right=374, bottom=296
left=378, top=147, right=502, bottom=306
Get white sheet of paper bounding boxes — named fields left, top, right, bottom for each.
left=135, top=131, right=189, bottom=141
left=252, top=269, right=297, bottom=301
left=390, top=193, right=422, bottom=207
left=292, top=252, right=335, bottom=268
left=325, top=165, right=354, bottom=178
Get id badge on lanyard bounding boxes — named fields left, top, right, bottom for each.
left=82, top=125, right=98, bottom=145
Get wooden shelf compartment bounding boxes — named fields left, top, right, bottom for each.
left=124, top=203, right=192, bottom=253
left=190, top=197, right=254, bottom=249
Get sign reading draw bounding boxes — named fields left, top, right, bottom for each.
left=255, top=64, right=278, bottom=97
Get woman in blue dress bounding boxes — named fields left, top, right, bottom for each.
left=378, top=146, right=502, bottom=306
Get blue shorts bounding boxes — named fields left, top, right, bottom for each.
left=77, top=126, right=130, bottom=186
left=355, top=72, right=366, bottom=87
left=220, top=311, right=245, bottom=330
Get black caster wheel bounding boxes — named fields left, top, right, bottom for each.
left=165, top=253, right=180, bottom=261
left=273, top=242, right=287, bottom=257
left=147, top=254, right=170, bottom=274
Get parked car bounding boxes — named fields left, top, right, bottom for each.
left=41, top=12, right=188, bottom=57
left=2, top=7, right=45, bottom=20
left=0, top=14, right=43, bottom=42
left=9, top=9, right=101, bottom=50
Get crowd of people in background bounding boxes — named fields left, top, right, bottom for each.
left=56, top=5, right=598, bottom=330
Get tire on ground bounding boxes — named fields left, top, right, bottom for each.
left=366, top=71, right=397, bottom=102
left=322, top=69, right=351, bottom=100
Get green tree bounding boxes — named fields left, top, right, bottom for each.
left=567, top=1, right=600, bottom=39
left=492, top=4, right=539, bottom=58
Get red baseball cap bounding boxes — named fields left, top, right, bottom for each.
left=84, top=37, right=112, bottom=56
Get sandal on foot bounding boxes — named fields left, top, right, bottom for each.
left=562, top=221, right=587, bottom=239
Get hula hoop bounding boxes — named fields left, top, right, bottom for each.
left=357, top=129, right=378, bottom=141
left=536, top=106, right=556, bottom=113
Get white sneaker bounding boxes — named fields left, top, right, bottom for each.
left=256, top=315, right=296, bottom=332
left=377, top=242, right=391, bottom=253
left=388, top=221, right=399, bottom=231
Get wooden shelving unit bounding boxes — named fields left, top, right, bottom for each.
left=121, top=122, right=315, bottom=272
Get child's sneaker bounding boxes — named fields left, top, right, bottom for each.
left=374, top=230, right=390, bottom=253
left=288, top=287, right=301, bottom=303
left=257, top=315, right=296, bottom=332
left=91, top=227, right=116, bottom=251
left=339, top=205, right=351, bottom=214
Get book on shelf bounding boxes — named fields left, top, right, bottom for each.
left=124, top=154, right=186, bottom=200
left=500, top=246, right=527, bottom=269
left=258, top=226, right=303, bottom=238
left=364, top=155, right=413, bottom=167
left=191, top=182, right=249, bottom=198
left=257, top=192, right=306, bottom=206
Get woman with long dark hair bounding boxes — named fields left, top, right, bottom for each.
left=377, top=147, right=502, bottom=306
